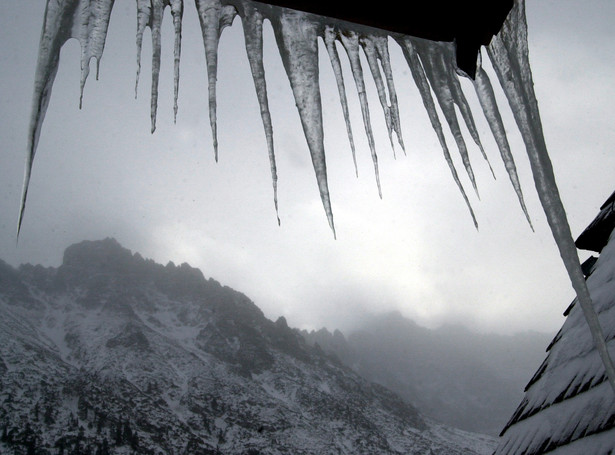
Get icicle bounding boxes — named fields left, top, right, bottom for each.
left=396, top=36, right=478, bottom=228
left=360, top=35, right=404, bottom=157
left=241, top=3, right=280, bottom=224
left=339, top=30, right=382, bottom=198
left=170, top=0, right=184, bottom=123
left=76, top=0, right=115, bottom=109
left=194, top=0, right=237, bottom=162
left=19, top=0, right=115, bottom=238
left=488, top=0, right=615, bottom=393
left=134, top=0, right=151, bottom=99
left=149, top=0, right=166, bottom=133
left=415, top=40, right=480, bottom=196
left=134, top=0, right=183, bottom=130
left=323, top=26, right=358, bottom=177
left=473, top=61, right=533, bottom=228
left=270, top=9, right=336, bottom=236
left=360, top=35, right=396, bottom=156
left=372, top=35, right=405, bottom=154
left=443, top=49, right=495, bottom=180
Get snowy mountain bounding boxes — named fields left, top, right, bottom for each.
left=0, top=238, right=496, bottom=454
left=301, top=314, right=551, bottom=436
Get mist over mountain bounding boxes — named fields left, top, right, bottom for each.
left=302, top=312, right=553, bottom=436
left=0, top=238, right=496, bottom=454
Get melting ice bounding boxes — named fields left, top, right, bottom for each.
left=20, top=0, right=615, bottom=390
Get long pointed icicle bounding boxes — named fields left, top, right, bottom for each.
left=19, top=0, right=115, bottom=238
left=488, top=0, right=615, bottom=393
left=416, top=40, right=479, bottom=197
left=473, top=62, right=533, bottom=228
left=149, top=0, right=166, bottom=133
left=195, top=0, right=237, bottom=162
left=170, top=0, right=184, bottom=123
left=442, top=49, right=495, bottom=178
left=360, top=35, right=396, bottom=157
left=397, top=36, right=478, bottom=228
left=134, top=0, right=151, bottom=99
left=340, top=30, right=382, bottom=198
left=324, top=26, right=358, bottom=177
left=271, top=9, right=335, bottom=236
left=241, top=4, right=280, bottom=224
left=372, top=35, right=405, bottom=154
left=437, top=45, right=495, bottom=179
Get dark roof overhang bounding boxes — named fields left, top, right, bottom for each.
left=255, top=0, right=514, bottom=78
left=576, top=190, right=615, bottom=253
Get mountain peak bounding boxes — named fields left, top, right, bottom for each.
left=61, top=237, right=134, bottom=270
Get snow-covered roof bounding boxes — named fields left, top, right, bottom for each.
left=495, top=194, right=615, bottom=455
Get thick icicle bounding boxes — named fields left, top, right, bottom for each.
left=473, top=62, right=533, bottom=228
left=170, top=0, right=184, bottom=123
left=19, top=0, right=115, bottom=238
left=340, top=30, right=382, bottom=198
left=396, top=36, right=478, bottom=228
left=415, top=40, right=480, bottom=196
left=323, top=26, right=358, bottom=177
left=76, top=0, right=115, bottom=108
left=488, top=0, right=615, bottom=393
left=241, top=3, right=280, bottom=224
left=148, top=0, right=166, bottom=133
left=270, top=9, right=335, bottom=236
left=194, top=0, right=237, bottom=161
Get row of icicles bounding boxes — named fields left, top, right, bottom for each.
left=22, top=0, right=615, bottom=393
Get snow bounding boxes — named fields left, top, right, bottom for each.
left=19, top=0, right=615, bottom=395
left=496, top=228, right=615, bottom=454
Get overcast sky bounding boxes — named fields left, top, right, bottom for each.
left=1, top=0, right=614, bottom=335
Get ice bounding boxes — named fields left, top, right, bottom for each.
left=270, top=9, right=335, bottom=236
left=241, top=3, right=280, bottom=223
left=195, top=0, right=237, bottom=162
left=170, top=0, right=184, bottom=123
left=487, top=0, right=615, bottom=392
left=323, top=26, right=358, bottom=176
left=472, top=61, right=532, bottom=228
left=360, top=34, right=403, bottom=157
left=134, top=0, right=182, bottom=131
left=338, top=29, right=382, bottom=198
left=396, top=36, right=478, bottom=228
left=414, top=39, right=480, bottom=196
left=19, top=0, right=115, bottom=237
left=20, top=0, right=615, bottom=391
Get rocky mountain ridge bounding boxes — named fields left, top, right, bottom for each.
left=0, top=238, right=495, bottom=454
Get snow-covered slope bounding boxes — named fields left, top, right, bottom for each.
left=0, top=238, right=495, bottom=454
left=495, top=192, right=615, bottom=454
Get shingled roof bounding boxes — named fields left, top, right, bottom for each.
left=495, top=191, right=615, bottom=455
